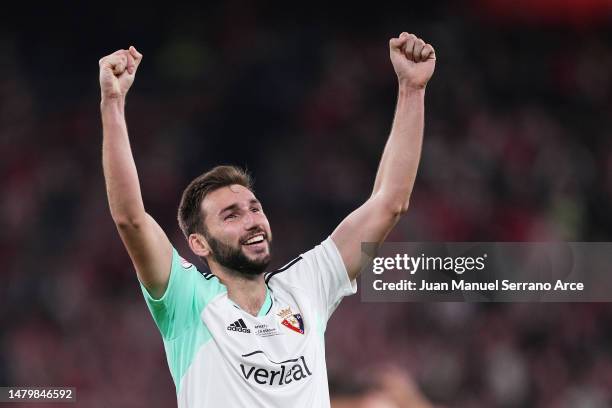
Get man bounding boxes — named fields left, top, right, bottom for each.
left=99, top=32, right=435, bottom=407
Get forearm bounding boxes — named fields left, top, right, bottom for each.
left=101, top=97, right=145, bottom=224
left=372, top=85, right=425, bottom=213
left=332, top=33, right=434, bottom=279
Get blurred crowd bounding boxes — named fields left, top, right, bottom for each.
left=1, top=2, right=612, bottom=407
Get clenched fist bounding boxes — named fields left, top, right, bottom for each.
left=99, top=46, right=143, bottom=100
left=389, top=32, right=435, bottom=90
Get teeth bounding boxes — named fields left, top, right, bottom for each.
left=245, top=235, right=264, bottom=245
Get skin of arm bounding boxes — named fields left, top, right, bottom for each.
left=100, top=46, right=172, bottom=298
left=331, top=32, right=436, bottom=280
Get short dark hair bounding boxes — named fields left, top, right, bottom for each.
left=177, top=165, right=253, bottom=238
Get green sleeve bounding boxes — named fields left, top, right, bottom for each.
left=139, top=248, right=225, bottom=340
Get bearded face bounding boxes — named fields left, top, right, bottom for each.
left=205, top=229, right=271, bottom=277
left=199, top=184, right=273, bottom=277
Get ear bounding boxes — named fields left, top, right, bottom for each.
left=188, top=233, right=210, bottom=258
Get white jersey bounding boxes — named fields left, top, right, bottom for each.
left=139, top=236, right=357, bottom=407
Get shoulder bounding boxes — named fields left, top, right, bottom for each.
left=171, top=248, right=226, bottom=300
left=264, top=254, right=305, bottom=284
left=264, top=236, right=343, bottom=284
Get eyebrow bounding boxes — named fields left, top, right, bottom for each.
left=218, top=198, right=261, bottom=216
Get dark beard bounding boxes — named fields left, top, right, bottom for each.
left=205, top=233, right=271, bottom=277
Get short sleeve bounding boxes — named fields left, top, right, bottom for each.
left=139, top=248, right=225, bottom=340
left=267, top=236, right=357, bottom=320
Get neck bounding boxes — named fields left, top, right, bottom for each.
left=211, top=264, right=267, bottom=317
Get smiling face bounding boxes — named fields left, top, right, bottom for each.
left=199, top=184, right=272, bottom=276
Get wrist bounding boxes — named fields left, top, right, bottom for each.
left=100, top=95, right=126, bottom=111
left=100, top=96, right=126, bottom=124
left=397, top=81, right=427, bottom=96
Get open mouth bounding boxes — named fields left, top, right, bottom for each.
left=242, top=234, right=266, bottom=246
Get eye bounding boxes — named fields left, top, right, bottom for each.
left=250, top=207, right=261, bottom=213
left=224, top=213, right=237, bottom=220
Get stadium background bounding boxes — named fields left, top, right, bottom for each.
left=1, top=1, right=612, bottom=407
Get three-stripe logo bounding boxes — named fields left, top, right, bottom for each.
left=227, top=318, right=251, bottom=333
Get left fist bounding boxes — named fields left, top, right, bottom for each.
left=389, top=32, right=436, bottom=89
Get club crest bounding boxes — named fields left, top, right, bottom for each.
left=277, top=307, right=304, bottom=334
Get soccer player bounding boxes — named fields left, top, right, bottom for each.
left=99, top=32, right=435, bottom=407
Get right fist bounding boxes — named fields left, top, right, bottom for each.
left=99, top=46, right=142, bottom=100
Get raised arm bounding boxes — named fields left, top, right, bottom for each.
left=100, top=46, right=172, bottom=298
left=331, top=32, right=436, bottom=280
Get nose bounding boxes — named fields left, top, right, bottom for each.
left=242, top=211, right=256, bottom=229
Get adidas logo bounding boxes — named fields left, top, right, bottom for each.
left=227, top=318, right=251, bottom=333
